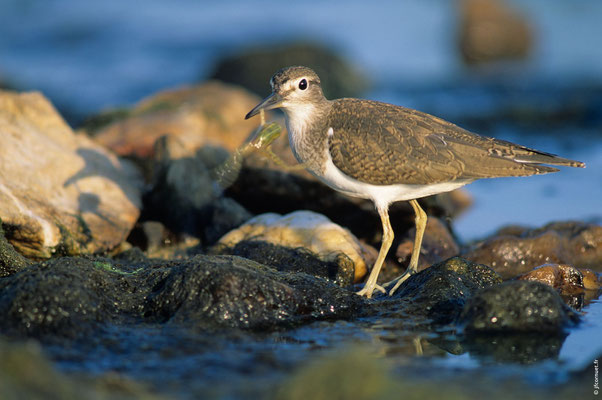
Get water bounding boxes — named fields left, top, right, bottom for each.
left=1, top=0, right=601, bottom=395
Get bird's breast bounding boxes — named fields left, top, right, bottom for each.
left=285, top=117, right=330, bottom=175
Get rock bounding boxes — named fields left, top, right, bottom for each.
left=83, top=82, right=263, bottom=159
left=210, top=41, right=369, bottom=99
left=462, top=221, right=602, bottom=279
left=459, top=0, right=532, bottom=65
left=390, top=257, right=502, bottom=325
left=581, top=269, right=602, bottom=290
left=0, top=90, right=141, bottom=259
left=142, top=144, right=252, bottom=243
left=126, top=221, right=173, bottom=253
left=213, top=240, right=355, bottom=288
left=0, top=254, right=365, bottom=339
left=395, top=217, right=460, bottom=273
left=215, top=211, right=369, bottom=283
left=517, top=263, right=601, bottom=293
left=146, top=255, right=365, bottom=329
left=0, top=221, right=31, bottom=277
left=516, top=263, right=601, bottom=309
left=458, top=281, right=580, bottom=333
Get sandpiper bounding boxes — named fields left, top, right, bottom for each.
left=245, top=66, right=585, bottom=298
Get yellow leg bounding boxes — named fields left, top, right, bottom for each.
left=388, top=199, right=427, bottom=296
left=357, top=205, right=393, bottom=298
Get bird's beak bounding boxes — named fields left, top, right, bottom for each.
left=245, top=92, right=283, bottom=119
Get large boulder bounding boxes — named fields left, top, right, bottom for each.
left=84, top=82, right=263, bottom=159
left=0, top=90, right=141, bottom=258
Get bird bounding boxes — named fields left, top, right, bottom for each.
left=245, top=65, right=585, bottom=299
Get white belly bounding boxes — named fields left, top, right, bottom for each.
left=319, top=152, right=472, bottom=210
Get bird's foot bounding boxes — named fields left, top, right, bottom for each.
left=385, top=269, right=415, bottom=296
left=356, top=282, right=386, bottom=298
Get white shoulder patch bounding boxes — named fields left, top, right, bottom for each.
left=327, top=127, right=334, bottom=137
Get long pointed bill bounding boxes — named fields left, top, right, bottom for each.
left=245, top=92, right=283, bottom=119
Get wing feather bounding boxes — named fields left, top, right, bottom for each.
left=327, top=99, right=582, bottom=186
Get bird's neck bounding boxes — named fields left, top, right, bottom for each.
left=283, top=99, right=332, bottom=172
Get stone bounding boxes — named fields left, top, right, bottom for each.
left=390, top=257, right=502, bottom=325
left=84, top=82, right=263, bottom=159
left=215, top=211, right=369, bottom=283
left=142, top=144, right=252, bottom=243
left=213, top=240, right=355, bottom=288
left=0, top=255, right=365, bottom=339
left=0, top=90, right=141, bottom=259
left=126, top=221, right=172, bottom=253
left=516, top=263, right=601, bottom=293
left=210, top=41, right=369, bottom=99
left=462, top=221, right=602, bottom=279
left=459, top=0, right=532, bottom=65
left=458, top=280, right=580, bottom=333
left=395, top=217, right=460, bottom=273
left=0, top=221, right=31, bottom=277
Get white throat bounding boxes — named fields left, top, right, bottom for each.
left=282, top=102, right=317, bottom=138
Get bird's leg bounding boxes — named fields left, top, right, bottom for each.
left=356, top=205, right=393, bottom=298
left=387, top=199, right=427, bottom=296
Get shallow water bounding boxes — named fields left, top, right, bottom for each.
left=40, top=293, right=601, bottom=398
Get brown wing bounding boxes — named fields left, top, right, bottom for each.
left=327, top=99, right=584, bottom=186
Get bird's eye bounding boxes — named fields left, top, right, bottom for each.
left=298, top=79, right=308, bottom=90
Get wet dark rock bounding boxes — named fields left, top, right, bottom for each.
left=146, top=255, right=365, bottom=330
left=390, top=257, right=502, bottom=325
left=210, top=41, right=369, bottom=99
left=459, top=280, right=580, bottom=333
left=462, top=221, right=602, bottom=279
left=201, top=197, right=253, bottom=245
left=0, top=254, right=364, bottom=339
left=113, top=246, right=148, bottom=264
left=143, top=145, right=252, bottom=244
left=517, top=263, right=601, bottom=293
left=0, top=257, right=139, bottom=339
left=0, top=221, right=31, bottom=277
left=516, top=263, right=602, bottom=310
left=213, top=240, right=355, bottom=288
left=395, top=217, right=460, bottom=273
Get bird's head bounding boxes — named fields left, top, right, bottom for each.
left=245, top=66, right=326, bottom=120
